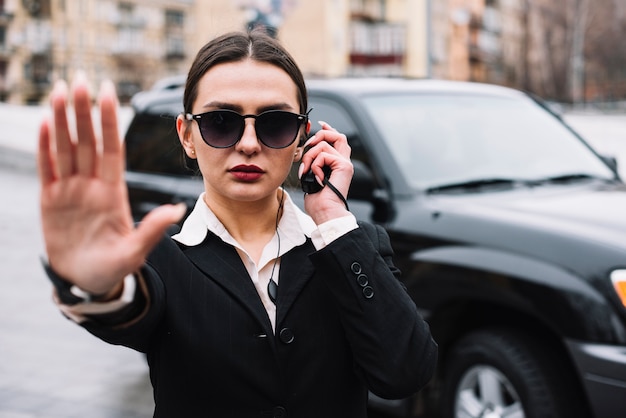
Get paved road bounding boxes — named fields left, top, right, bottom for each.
left=0, top=164, right=154, bottom=418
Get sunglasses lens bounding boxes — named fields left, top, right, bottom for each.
left=198, top=111, right=242, bottom=148
left=256, top=111, right=301, bottom=148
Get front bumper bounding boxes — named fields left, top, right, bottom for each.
left=566, top=340, right=626, bottom=418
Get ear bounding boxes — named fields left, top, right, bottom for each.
left=293, top=147, right=302, bottom=162
left=177, top=114, right=197, bottom=159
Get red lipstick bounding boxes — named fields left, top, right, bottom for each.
left=229, top=165, right=264, bottom=181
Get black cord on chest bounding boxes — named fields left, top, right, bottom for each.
left=267, top=189, right=285, bottom=305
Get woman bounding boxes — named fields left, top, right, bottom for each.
left=38, top=30, right=437, bottom=417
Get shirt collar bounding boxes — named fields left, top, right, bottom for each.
left=171, top=190, right=316, bottom=249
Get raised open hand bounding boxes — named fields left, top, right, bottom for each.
left=38, top=75, right=185, bottom=296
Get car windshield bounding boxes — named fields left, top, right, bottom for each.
left=361, top=93, right=614, bottom=191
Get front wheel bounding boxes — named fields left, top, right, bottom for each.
left=440, top=328, right=588, bottom=418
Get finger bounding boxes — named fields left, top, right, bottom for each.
left=307, top=152, right=352, bottom=207
left=299, top=139, right=335, bottom=177
left=51, top=80, right=76, bottom=178
left=306, top=129, right=349, bottom=157
left=318, top=120, right=338, bottom=132
left=316, top=121, right=349, bottom=153
left=130, top=203, right=187, bottom=260
left=99, top=80, right=123, bottom=183
left=72, top=72, right=98, bottom=177
left=323, top=129, right=350, bottom=156
left=310, top=151, right=350, bottom=179
left=37, top=116, right=56, bottom=186
left=306, top=140, right=343, bottom=164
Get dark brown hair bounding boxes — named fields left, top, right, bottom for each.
left=183, top=29, right=308, bottom=116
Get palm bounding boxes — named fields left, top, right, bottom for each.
left=41, top=176, right=134, bottom=290
left=38, top=78, right=184, bottom=294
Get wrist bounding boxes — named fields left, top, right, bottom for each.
left=69, top=280, right=125, bottom=303
left=310, top=208, right=351, bottom=226
left=41, top=258, right=130, bottom=305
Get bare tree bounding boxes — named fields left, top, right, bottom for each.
left=583, top=0, right=626, bottom=102
left=498, top=0, right=626, bottom=102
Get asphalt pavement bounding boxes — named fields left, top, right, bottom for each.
left=0, top=104, right=153, bottom=417
left=0, top=102, right=624, bottom=418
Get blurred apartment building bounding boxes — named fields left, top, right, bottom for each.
left=1, top=0, right=196, bottom=104
left=0, top=0, right=619, bottom=105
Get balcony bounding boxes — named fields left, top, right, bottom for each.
left=109, top=13, right=147, bottom=29
left=349, top=21, right=406, bottom=70
left=21, top=21, right=53, bottom=54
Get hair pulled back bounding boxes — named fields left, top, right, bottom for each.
left=183, top=29, right=308, bottom=116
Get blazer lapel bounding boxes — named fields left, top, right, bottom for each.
left=275, top=239, right=317, bottom=323
left=182, top=233, right=274, bottom=334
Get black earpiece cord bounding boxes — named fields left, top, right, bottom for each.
left=322, top=178, right=349, bottom=211
left=267, top=188, right=284, bottom=305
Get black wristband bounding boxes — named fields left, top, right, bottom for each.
left=41, top=258, right=110, bottom=305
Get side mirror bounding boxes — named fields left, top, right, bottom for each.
left=348, top=160, right=375, bottom=201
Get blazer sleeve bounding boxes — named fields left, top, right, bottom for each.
left=78, top=243, right=171, bottom=353
left=308, top=221, right=438, bottom=399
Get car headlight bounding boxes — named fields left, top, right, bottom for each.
left=610, top=269, right=626, bottom=308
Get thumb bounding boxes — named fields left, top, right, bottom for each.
left=132, top=203, right=187, bottom=257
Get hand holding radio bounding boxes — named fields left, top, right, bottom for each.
left=300, top=165, right=332, bottom=194
left=298, top=121, right=353, bottom=223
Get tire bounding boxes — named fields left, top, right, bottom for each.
left=440, top=328, right=588, bottom=418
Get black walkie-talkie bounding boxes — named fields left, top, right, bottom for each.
left=301, top=166, right=332, bottom=194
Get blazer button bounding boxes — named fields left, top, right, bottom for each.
left=356, top=274, right=369, bottom=287
left=363, top=286, right=374, bottom=299
left=279, top=328, right=295, bottom=344
left=351, top=262, right=362, bottom=274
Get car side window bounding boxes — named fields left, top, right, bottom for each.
left=125, top=105, right=198, bottom=177
left=285, top=96, right=372, bottom=188
left=308, top=97, right=370, bottom=168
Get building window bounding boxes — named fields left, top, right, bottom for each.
left=26, top=54, right=50, bottom=85
left=165, top=9, right=184, bottom=27
left=119, top=2, right=133, bottom=26
left=166, top=35, right=185, bottom=59
left=119, top=2, right=133, bottom=14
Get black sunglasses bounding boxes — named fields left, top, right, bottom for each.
left=185, top=109, right=310, bottom=149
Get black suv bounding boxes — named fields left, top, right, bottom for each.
left=125, top=77, right=626, bottom=418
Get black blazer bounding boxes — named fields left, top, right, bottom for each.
left=83, top=222, right=437, bottom=417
